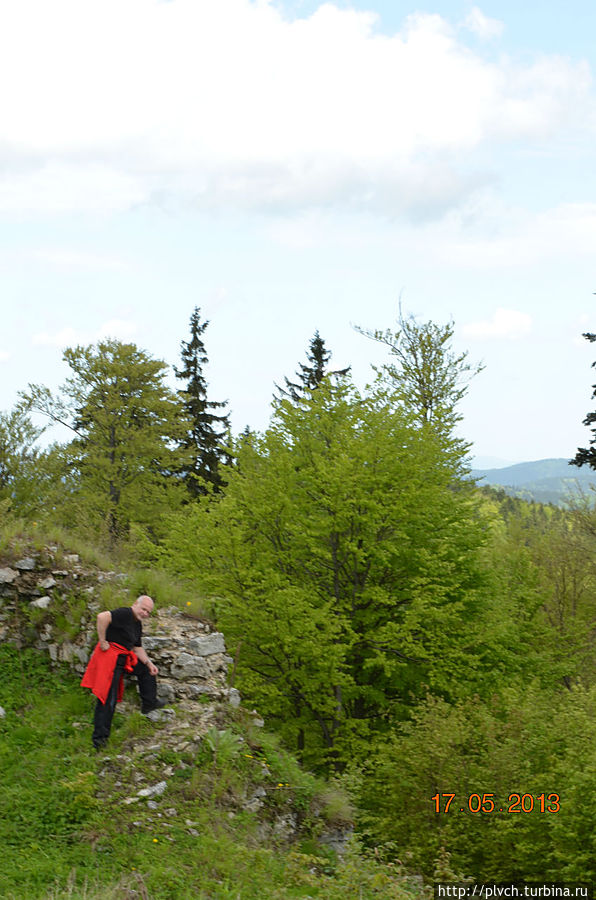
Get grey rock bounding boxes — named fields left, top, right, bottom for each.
left=143, top=636, right=171, bottom=651
left=272, top=812, right=298, bottom=840
left=244, top=786, right=267, bottom=812
left=138, top=781, right=168, bottom=799
left=0, top=706, right=5, bottom=718
left=186, top=683, right=220, bottom=699
left=187, top=633, right=226, bottom=657
left=37, top=576, right=56, bottom=590
left=63, top=554, right=80, bottom=565
left=58, top=642, right=77, bottom=662
left=171, top=652, right=210, bottom=680
left=0, top=568, right=18, bottom=584
left=30, top=596, right=51, bottom=609
left=15, top=557, right=36, bottom=571
left=144, top=708, right=175, bottom=722
left=319, top=825, right=354, bottom=856
left=228, top=688, right=241, bottom=708
left=157, top=682, right=177, bottom=702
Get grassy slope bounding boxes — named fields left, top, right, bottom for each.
left=0, top=526, right=422, bottom=900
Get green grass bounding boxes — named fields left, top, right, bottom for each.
left=0, top=517, right=125, bottom=572
left=0, top=519, right=212, bottom=621
left=0, top=645, right=421, bottom=900
left=123, top=566, right=212, bottom=618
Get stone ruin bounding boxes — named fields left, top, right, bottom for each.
left=0, top=548, right=240, bottom=708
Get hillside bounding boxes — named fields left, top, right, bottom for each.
left=0, top=529, right=422, bottom=900
left=471, top=457, right=596, bottom=505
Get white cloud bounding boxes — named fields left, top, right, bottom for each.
left=96, top=319, right=138, bottom=341
left=0, top=163, right=146, bottom=216
left=32, top=320, right=138, bottom=348
left=429, top=201, right=596, bottom=268
left=32, top=248, right=127, bottom=271
left=462, top=308, right=532, bottom=340
left=0, top=0, right=591, bottom=218
left=463, top=7, right=504, bottom=40
left=0, top=350, right=10, bottom=362
left=32, top=327, right=81, bottom=348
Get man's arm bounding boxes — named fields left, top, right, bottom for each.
left=97, top=610, right=112, bottom=651
left=134, top=646, right=158, bottom=677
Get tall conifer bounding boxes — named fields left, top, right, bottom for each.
left=274, top=331, right=350, bottom=405
left=175, top=307, right=230, bottom=496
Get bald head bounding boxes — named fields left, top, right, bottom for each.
left=132, top=595, right=154, bottom=621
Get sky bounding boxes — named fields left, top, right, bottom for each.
left=1, top=0, right=596, bottom=466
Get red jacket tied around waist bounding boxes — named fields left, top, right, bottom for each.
left=81, top=642, right=138, bottom=705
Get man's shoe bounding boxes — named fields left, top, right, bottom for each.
left=141, top=698, right=168, bottom=714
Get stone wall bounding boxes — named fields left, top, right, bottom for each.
left=0, top=546, right=237, bottom=706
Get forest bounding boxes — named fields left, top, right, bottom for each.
left=1, top=307, right=595, bottom=889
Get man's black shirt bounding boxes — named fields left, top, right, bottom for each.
left=106, top=607, right=142, bottom=650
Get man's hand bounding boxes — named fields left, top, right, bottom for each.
left=134, top=646, right=158, bottom=676
left=97, top=611, right=112, bottom=649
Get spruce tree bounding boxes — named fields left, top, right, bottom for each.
left=274, top=331, right=350, bottom=405
left=175, top=307, right=230, bottom=496
left=571, top=331, right=596, bottom=470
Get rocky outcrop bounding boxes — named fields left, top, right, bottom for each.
left=0, top=542, right=234, bottom=705
left=143, top=610, right=232, bottom=703
left=0, top=538, right=354, bottom=853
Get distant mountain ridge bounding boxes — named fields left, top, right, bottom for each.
left=470, top=458, right=596, bottom=506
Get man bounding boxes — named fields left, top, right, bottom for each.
left=81, top=594, right=167, bottom=750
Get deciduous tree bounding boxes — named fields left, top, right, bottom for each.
left=162, top=376, right=485, bottom=768
left=0, top=405, right=44, bottom=514
left=22, top=339, right=190, bottom=541
left=356, top=306, right=482, bottom=438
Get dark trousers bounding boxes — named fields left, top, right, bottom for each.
left=92, top=654, right=157, bottom=748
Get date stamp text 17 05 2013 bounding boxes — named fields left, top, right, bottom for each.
left=431, top=793, right=560, bottom=814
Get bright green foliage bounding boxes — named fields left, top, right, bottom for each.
left=475, top=490, right=596, bottom=692
left=0, top=404, right=44, bottom=515
left=527, top=513, right=596, bottom=687
left=162, top=378, right=486, bottom=768
left=21, top=339, right=191, bottom=542
left=359, top=682, right=596, bottom=882
left=357, top=307, right=482, bottom=436
left=0, top=644, right=417, bottom=900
